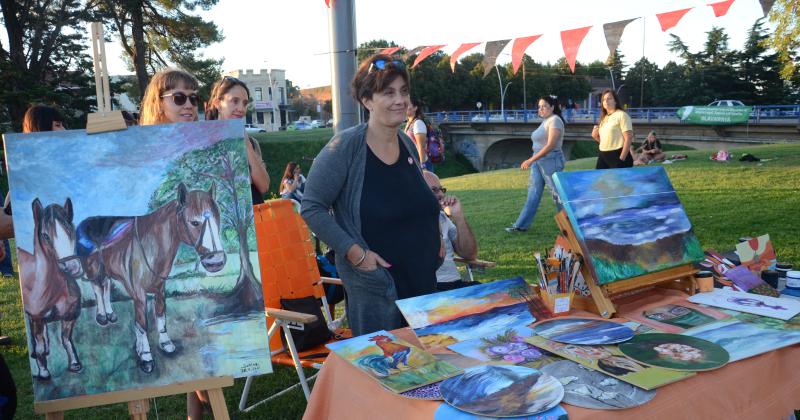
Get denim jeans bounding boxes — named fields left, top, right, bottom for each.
left=513, top=150, right=565, bottom=230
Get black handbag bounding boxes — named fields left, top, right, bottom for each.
left=279, top=296, right=332, bottom=351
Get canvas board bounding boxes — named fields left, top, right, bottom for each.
left=326, top=330, right=462, bottom=393
left=736, top=234, right=777, bottom=272
left=683, top=312, right=800, bottom=362
left=446, top=327, right=559, bottom=369
left=552, top=167, right=705, bottom=285
left=541, top=360, right=656, bottom=410
left=525, top=336, right=694, bottom=390
left=395, top=277, right=535, bottom=349
left=688, top=289, right=800, bottom=320
left=617, top=292, right=731, bottom=333
left=3, top=120, right=271, bottom=402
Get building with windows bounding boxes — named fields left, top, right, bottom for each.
left=224, top=68, right=288, bottom=131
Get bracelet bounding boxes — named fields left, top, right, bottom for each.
left=354, top=249, right=367, bottom=267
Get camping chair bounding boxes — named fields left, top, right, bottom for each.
left=239, top=198, right=350, bottom=412
left=454, top=257, right=497, bottom=282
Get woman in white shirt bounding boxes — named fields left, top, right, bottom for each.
left=506, top=96, right=566, bottom=233
left=280, top=161, right=306, bottom=202
left=405, top=97, right=431, bottom=171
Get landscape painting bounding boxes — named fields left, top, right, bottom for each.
left=3, top=120, right=271, bottom=402
left=683, top=314, right=800, bottom=362
left=526, top=336, right=694, bottom=390
left=552, top=167, right=705, bottom=285
left=395, top=277, right=535, bottom=349
left=326, top=330, right=462, bottom=393
left=617, top=292, right=730, bottom=333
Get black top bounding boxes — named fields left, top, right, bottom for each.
left=360, top=139, right=440, bottom=299
left=248, top=137, right=264, bottom=205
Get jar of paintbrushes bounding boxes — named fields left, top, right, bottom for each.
left=534, top=248, right=581, bottom=316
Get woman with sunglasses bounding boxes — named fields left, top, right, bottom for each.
left=301, top=54, right=441, bottom=336
left=205, top=76, right=270, bottom=203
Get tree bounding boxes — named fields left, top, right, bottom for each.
left=150, top=137, right=263, bottom=313
left=357, top=39, right=398, bottom=62
left=763, top=0, right=800, bottom=80
left=1, top=0, right=95, bottom=131
left=91, top=0, right=223, bottom=99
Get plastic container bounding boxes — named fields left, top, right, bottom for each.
left=696, top=270, right=714, bottom=292
left=783, top=270, right=800, bottom=297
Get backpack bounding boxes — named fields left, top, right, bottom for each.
left=425, top=122, right=445, bottom=164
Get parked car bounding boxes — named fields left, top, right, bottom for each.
left=244, top=124, right=266, bottom=133
left=310, top=119, right=323, bottom=128
left=708, top=100, right=746, bottom=107
left=326, top=119, right=334, bottom=127
left=288, top=121, right=312, bottom=131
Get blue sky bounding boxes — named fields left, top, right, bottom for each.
left=4, top=119, right=243, bottom=251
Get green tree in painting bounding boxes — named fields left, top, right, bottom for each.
left=150, top=138, right=262, bottom=312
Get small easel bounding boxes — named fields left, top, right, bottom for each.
left=33, top=23, right=234, bottom=420
left=555, top=210, right=697, bottom=318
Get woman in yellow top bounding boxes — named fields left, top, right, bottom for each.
left=591, top=89, right=634, bottom=169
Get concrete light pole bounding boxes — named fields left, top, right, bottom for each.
left=328, top=0, right=360, bottom=133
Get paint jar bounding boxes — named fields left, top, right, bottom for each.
left=761, top=270, right=780, bottom=289
left=696, top=270, right=714, bottom=293
left=783, top=271, right=800, bottom=298
left=776, top=263, right=793, bottom=290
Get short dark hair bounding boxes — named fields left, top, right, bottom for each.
left=351, top=54, right=410, bottom=106
left=23, top=104, right=65, bottom=133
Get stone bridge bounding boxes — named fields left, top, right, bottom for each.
left=440, top=120, right=800, bottom=171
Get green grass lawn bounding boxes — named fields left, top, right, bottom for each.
left=1, top=142, right=798, bottom=418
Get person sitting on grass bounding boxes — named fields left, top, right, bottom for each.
left=422, top=171, right=479, bottom=291
left=280, top=161, right=306, bottom=203
left=634, top=131, right=666, bottom=166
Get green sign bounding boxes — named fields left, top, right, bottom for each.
left=676, top=106, right=752, bottom=125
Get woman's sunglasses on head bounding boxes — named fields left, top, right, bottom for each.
left=369, top=58, right=405, bottom=73
left=161, top=92, right=200, bottom=106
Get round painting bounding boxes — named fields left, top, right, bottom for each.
left=618, top=333, right=729, bottom=371
left=440, top=365, right=564, bottom=417
left=399, top=382, right=443, bottom=400
left=541, top=360, right=656, bottom=410
left=533, top=318, right=635, bottom=345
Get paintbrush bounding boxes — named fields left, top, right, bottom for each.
left=534, top=252, right=548, bottom=292
left=569, top=259, right=581, bottom=294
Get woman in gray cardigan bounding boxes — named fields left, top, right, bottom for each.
left=301, top=55, right=441, bottom=336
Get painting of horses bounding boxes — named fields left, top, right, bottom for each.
left=3, top=119, right=271, bottom=401
left=326, top=330, right=462, bottom=393
left=552, top=167, right=705, bottom=285
left=395, top=277, right=536, bottom=349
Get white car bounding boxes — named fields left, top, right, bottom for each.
left=244, top=124, right=266, bottom=133
left=708, top=100, right=746, bottom=107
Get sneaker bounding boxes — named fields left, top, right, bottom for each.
left=504, top=226, right=527, bottom=233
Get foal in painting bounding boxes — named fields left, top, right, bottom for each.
left=77, top=182, right=226, bottom=373
left=19, top=198, right=84, bottom=380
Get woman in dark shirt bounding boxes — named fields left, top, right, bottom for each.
left=301, top=54, right=440, bottom=335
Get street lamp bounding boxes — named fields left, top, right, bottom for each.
left=495, top=65, right=512, bottom=119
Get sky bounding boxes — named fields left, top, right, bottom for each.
left=96, top=0, right=773, bottom=89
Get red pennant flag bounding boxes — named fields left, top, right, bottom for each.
left=511, top=35, right=541, bottom=74
left=560, top=26, right=592, bottom=74
left=450, top=42, right=481, bottom=72
left=656, top=8, right=693, bottom=31
left=325, top=0, right=333, bottom=7
left=412, top=45, right=446, bottom=68
left=378, top=47, right=401, bottom=55
left=708, top=0, right=735, bottom=17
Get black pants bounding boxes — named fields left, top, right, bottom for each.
left=596, top=148, right=634, bottom=169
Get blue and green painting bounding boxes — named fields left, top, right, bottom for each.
left=552, top=167, right=704, bottom=285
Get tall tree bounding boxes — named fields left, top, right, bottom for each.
left=1, top=0, right=95, bottom=131
left=763, top=0, right=800, bottom=79
left=91, top=0, right=223, bottom=99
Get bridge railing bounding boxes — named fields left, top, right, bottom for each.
left=426, top=104, right=800, bottom=125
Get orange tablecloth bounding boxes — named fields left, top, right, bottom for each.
left=303, top=294, right=800, bottom=420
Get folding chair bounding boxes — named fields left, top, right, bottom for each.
left=239, top=199, right=350, bottom=412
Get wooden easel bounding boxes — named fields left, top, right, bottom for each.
left=33, top=22, right=234, bottom=420
left=555, top=210, right=697, bottom=318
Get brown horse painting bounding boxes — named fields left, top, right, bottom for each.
left=19, top=198, right=84, bottom=380
left=76, top=182, right=226, bottom=373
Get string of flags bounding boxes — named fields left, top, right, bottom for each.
left=353, top=0, right=774, bottom=75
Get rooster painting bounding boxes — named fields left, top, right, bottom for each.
left=356, top=335, right=412, bottom=377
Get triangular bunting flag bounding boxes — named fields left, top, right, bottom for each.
left=759, top=0, right=775, bottom=16
left=656, top=8, right=693, bottom=31
left=708, top=0, right=735, bottom=17
left=482, top=39, right=511, bottom=77
left=403, top=46, right=425, bottom=62
left=325, top=0, right=333, bottom=7
left=412, top=45, right=446, bottom=68
left=603, top=19, right=637, bottom=61
left=560, top=26, right=592, bottom=73
left=450, top=42, right=481, bottom=72
left=378, top=46, right=401, bottom=55
left=511, top=35, right=542, bottom=74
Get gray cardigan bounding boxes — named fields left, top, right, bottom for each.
left=300, top=123, right=422, bottom=258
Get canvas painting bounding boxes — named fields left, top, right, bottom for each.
left=736, top=234, right=777, bottom=272
left=446, top=327, right=559, bottom=369
left=617, top=291, right=730, bottom=333
left=618, top=333, right=729, bottom=371
left=3, top=120, right=271, bottom=401
left=439, top=365, right=564, bottom=417
left=532, top=318, right=635, bottom=345
left=395, top=277, right=536, bottom=349
left=683, top=313, right=800, bottom=362
left=525, top=336, right=694, bottom=390
left=325, top=330, right=462, bottom=393
left=552, top=167, right=705, bottom=285
left=541, top=360, right=656, bottom=410
left=688, top=289, right=800, bottom=320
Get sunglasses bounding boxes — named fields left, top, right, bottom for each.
left=161, top=92, right=200, bottom=106
left=431, top=187, right=447, bottom=194
left=369, top=59, right=405, bottom=73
